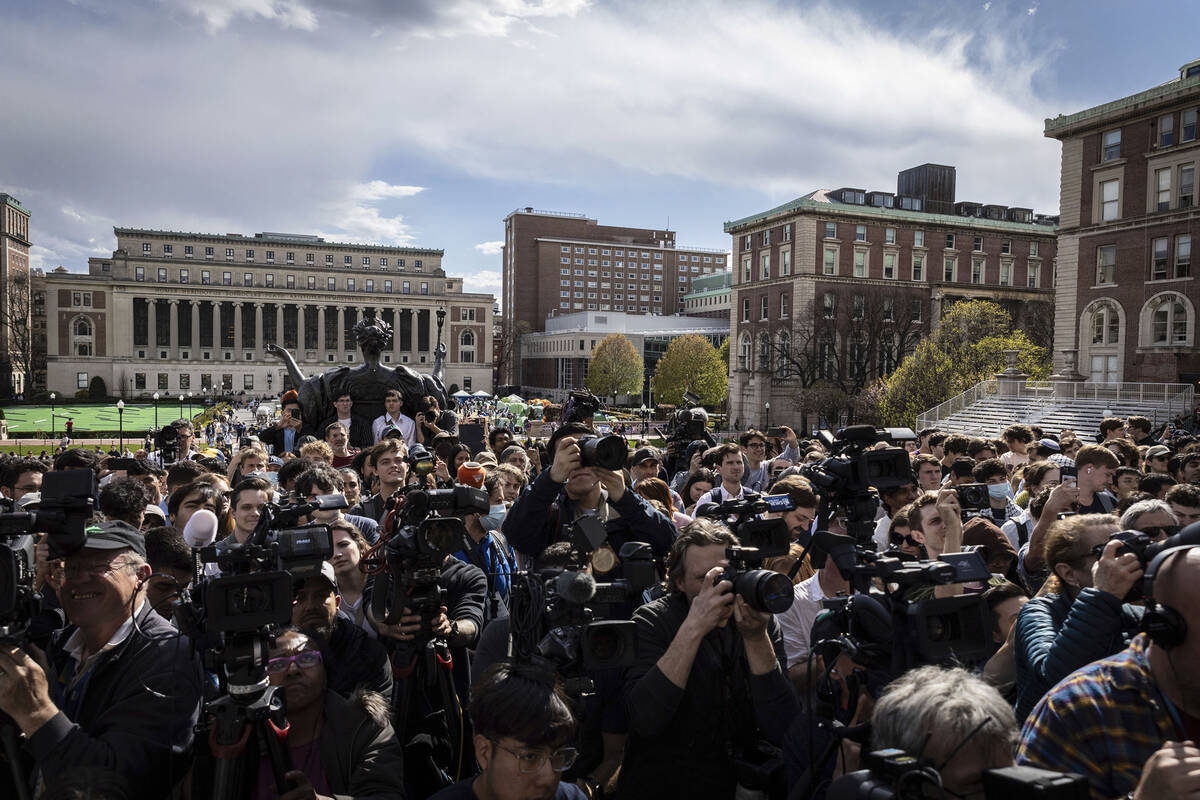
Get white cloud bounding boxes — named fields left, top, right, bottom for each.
left=474, top=240, right=504, bottom=256
left=462, top=270, right=502, bottom=307
left=319, top=182, right=425, bottom=245
left=165, top=0, right=319, bottom=34
left=1027, top=4, right=1039, bottom=14
left=983, top=2, right=992, bottom=10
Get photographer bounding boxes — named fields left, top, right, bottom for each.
left=502, top=423, right=677, bottom=570
left=1, top=456, right=46, bottom=503
left=1017, top=547, right=1200, bottom=799
left=973, top=458, right=1022, bottom=527
left=1012, top=513, right=1143, bottom=721
left=259, top=390, right=304, bottom=456
left=903, top=490, right=966, bottom=598
left=148, top=419, right=202, bottom=467
left=0, top=522, right=204, bottom=797
left=296, top=464, right=379, bottom=544
left=740, top=428, right=801, bottom=493
left=1020, top=443, right=1119, bottom=574
left=618, top=519, right=797, bottom=799
left=99, top=476, right=153, bottom=529
left=431, top=662, right=587, bottom=800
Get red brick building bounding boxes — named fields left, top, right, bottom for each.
left=1046, top=58, right=1200, bottom=384
left=724, top=166, right=1057, bottom=429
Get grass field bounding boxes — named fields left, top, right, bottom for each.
left=3, top=403, right=198, bottom=434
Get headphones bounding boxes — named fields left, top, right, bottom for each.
left=1141, top=545, right=1198, bottom=649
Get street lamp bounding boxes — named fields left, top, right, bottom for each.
left=179, top=394, right=185, bottom=418
left=50, top=392, right=56, bottom=439
left=116, top=399, right=125, bottom=455
left=152, top=392, right=160, bottom=429
left=267, top=371, right=273, bottom=395
left=764, top=401, right=770, bottom=430
left=640, top=403, right=648, bottom=436
left=188, top=391, right=194, bottom=418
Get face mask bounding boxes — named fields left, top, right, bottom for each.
left=481, top=503, right=507, bottom=532
left=988, top=483, right=1014, bottom=501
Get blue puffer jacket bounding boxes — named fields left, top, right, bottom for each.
left=1012, top=587, right=1143, bottom=722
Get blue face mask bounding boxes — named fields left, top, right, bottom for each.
left=481, top=503, right=507, bottom=532
left=988, top=483, right=1014, bottom=501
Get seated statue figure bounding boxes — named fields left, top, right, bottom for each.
left=266, top=317, right=453, bottom=447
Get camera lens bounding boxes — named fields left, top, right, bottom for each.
left=736, top=570, right=794, bottom=614
left=580, top=435, right=628, bottom=471
left=421, top=518, right=465, bottom=554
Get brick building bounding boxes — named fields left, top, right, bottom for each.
left=501, top=208, right=726, bottom=386
left=724, top=165, right=1057, bottom=429
left=39, top=227, right=494, bottom=397
left=1, top=194, right=32, bottom=397
left=1046, top=58, right=1200, bottom=384
left=681, top=270, right=732, bottom=320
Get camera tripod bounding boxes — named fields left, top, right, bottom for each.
left=205, top=683, right=294, bottom=800
left=392, top=635, right=464, bottom=795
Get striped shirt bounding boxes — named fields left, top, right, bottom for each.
left=1015, top=634, right=1176, bottom=799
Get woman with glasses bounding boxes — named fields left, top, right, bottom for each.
left=1011, top=514, right=1145, bottom=721
left=209, top=627, right=405, bottom=799
left=431, top=662, right=587, bottom=800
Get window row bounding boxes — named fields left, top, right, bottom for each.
left=1084, top=293, right=1194, bottom=350
left=139, top=243, right=426, bottom=270
left=1095, top=235, right=1191, bottom=285
left=131, top=267, right=432, bottom=293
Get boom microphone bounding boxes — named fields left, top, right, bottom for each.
left=182, top=509, right=220, bottom=549
left=554, top=570, right=597, bottom=605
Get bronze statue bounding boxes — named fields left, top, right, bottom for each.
left=266, top=316, right=453, bottom=447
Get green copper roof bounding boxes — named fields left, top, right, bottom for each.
left=1045, top=60, right=1200, bottom=137
left=0, top=194, right=30, bottom=214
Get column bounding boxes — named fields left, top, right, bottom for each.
left=168, top=300, right=179, bottom=356
left=190, top=301, right=201, bottom=356
left=212, top=302, right=221, bottom=351
left=275, top=302, right=284, bottom=347
left=393, top=309, right=403, bottom=361
left=147, top=299, right=158, bottom=353
left=336, top=306, right=345, bottom=358
left=233, top=302, right=244, bottom=353
left=317, top=305, right=326, bottom=361
left=254, top=303, right=264, bottom=357
left=297, top=305, right=306, bottom=358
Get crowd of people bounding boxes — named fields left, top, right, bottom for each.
left=1, top=394, right=1199, bottom=800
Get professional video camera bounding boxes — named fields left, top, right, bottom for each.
left=828, top=748, right=1088, bottom=799
left=800, top=425, right=917, bottom=542
left=0, top=470, right=97, bottom=643
left=1102, top=523, right=1200, bottom=602
left=562, top=389, right=602, bottom=424
left=367, top=485, right=489, bottom=631
left=695, top=493, right=796, bottom=614
left=405, top=443, right=438, bottom=481
left=662, top=390, right=715, bottom=475
left=153, top=421, right=189, bottom=464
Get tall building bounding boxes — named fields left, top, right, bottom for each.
left=0, top=194, right=32, bottom=397
left=1045, top=58, right=1200, bottom=384
left=681, top=270, right=732, bottom=319
left=40, top=227, right=495, bottom=398
left=501, top=208, right=727, bottom=386
left=724, top=165, right=1058, bottom=429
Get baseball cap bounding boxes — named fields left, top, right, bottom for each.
left=631, top=446, right=660, bottom=466
left=1147, top=445, right=1172, bottom=459
left=297, top=560, right=339, bottom=593
left=84, top=520, right=147, bottom=558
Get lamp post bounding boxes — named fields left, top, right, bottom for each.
left=50, top=392, right=56, bottom=440
left=188, top=391, right=193, bottom=419
left=764, top=401, right=770, bottom=430
left=267, top=371, right=273, bottom=396
left=179, top=394, right=185, bottom=419
left=116, top=399, right=125, bottom=454
left=640, top=404, right=648, bottom=436
left=153, top=392, right=160, bottom=429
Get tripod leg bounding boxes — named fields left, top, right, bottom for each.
left=1, top=722, right=32, bottom=800
left=259, top=695, right=294, bottom=795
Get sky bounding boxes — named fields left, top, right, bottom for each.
left=2, top=0, right=1199, bottom=308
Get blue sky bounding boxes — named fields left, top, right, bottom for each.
left=2, top=0, right=1198, bottom=307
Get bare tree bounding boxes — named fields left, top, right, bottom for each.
left=0, top=271, right=33, bottom=397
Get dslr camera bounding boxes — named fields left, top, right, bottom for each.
left=829, top=748, right=1088, bottom=799
left=696, top=493, right=796, bottom=614
left=576, top=433, right=628, bottom=471
left=955, top=483, right=991, bottom=512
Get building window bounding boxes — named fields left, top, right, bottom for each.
left=306, top=253, right=314, bottom=264
left=420, top=282, right=428, bottom=295
left=163, top=244, right=173, bottom=256
left=780, top=293, right=790, bottom=318
left=363, top=256, right=371, bottom=266
left=1091, top=302, right=1121, bottom=345
left=971, top=258, right=984, bottom=284
left=742, top=298, right=750, bottom=322
left=77, top=372, right=88, bottom=389
left=742, top=257, right=751, bottom=282
left=824, top=248, right=836, bottom=275
left=402, top=281, right=411, bottom=294
left=883, top=253, right=895, bottom=279
left=824, top=222, right=836, bottom=239
left=911, top=299, right=923, bottom=322
left=781, top=251, right=791, bottom=276
left=823, top=293, right=835, bottom=317
left=460, top=330, right=476, bottom=363
left=1103, top=129, right=1122, bottom=161
left=1145, top=293, right=1190, bottom=345
left=347, top=279, right=356, bottom=291
left=245, top=249, right=254, bottom=261
left=852, top=295, right=865, bottom=319
left=760, top=252, right=770, bottom=279
left=1156, top=168, right=1172, bottom=211
left=385, top=281, right=393, bottom=293
left=1095, top=245, right=1116, bottom=285
left=738, top=333, right=752, bottom=370
left=1030, top=241, right=1040, bottom=257
left=1101, top=179, right=1120, bottom=221
left=326, top=255, right=333, bottom=264
left=914, top=230, right=925, bottom=248
left=135, top=266, right=144, bottom=281
left=201, top=270, right=210, bottom=285
left=885, top=227, right=895, bottom=245
left=205, top=247, right=214, bottom=259
left=1160, top=114, right=1175, bottom=147
left=1000, top=261, right=1011, bottom=286
left=184, top=245, right=193, bottom=258
left=135, top=373, right=146, bottom=390
left=286, top=274, right=295, bottom=288
left=266, top=250, right=275, bottom=263
left=309, top=276, right=318, bottom=290
left=854, top=250, right=866, bottom=277
left=225, top=248, right=234, bottom=260
left=244, top=375, right=254, bottom=390
left=222, top=272, right=231, bottom=285
left=855, top=225, right=867, bottom=242
left=1001, top=239, right=1012, bottom=255
left=143, top=242, right=152, bottom=254
left=943, top=257, right=956, bottom=282
left=180, top=269, right=189, bottom=283
left=1181, top=166, right=1194, bottom=208
left=1177, top=234, right=1192, bottom=278
left=72, top=317, right=93, bottom=357
left=974, top=236, right=983, bottom=252
left=1152, top=238, right=1169, bottom=281
left=1184, top=109, right=1198, bottom=143
left=344, top=256, right=352, bottom=265
left=414, top=260, right=423, bottom=270
left=243, top=273, right=253, bottom=287
left=157, top=268, right=167, bottom=282
left=760, top=296, right=769, bottom=320
left=946, top=233, right=955, bottom=249
left=1028, top=265, right=1040, bottom=288
left=783, top=224, right=791, bottom=242
left=762, top=230, right=771, bottom=246
left=883, top=297, right=893, bottom=321
left=912, top=255, right=924, bottom=281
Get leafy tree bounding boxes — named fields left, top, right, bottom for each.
left=717, top=338, right=730, bottom=371
left=652, top=335, right=726, bottom=406
left=585, top=334, right=643, bottom=402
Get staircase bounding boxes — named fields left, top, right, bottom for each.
left=916, top=380, right=1194, bottom=438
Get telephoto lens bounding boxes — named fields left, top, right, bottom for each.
left=578, top=434, right=628, bottom=471
left=725, top=568, right=794, bottom=614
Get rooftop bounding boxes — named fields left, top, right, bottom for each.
left=724, top=190, right=1056, bottom=235
left=505, top=207, right=592, bottom=221
left=537, top=310, right=729, bottom=335
left=113, top=227, right=443, bottom=255
left=1045, top=58, right=1200, bottom=138
left=0, top=193, right=30, bottom=214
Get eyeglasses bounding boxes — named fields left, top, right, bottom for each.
left=266, top=650, right=323, bottom=674
left=488, top=739, right=578, bottom=774
left=54, top=558, right=135, bottom=581
left=1137, top=525, right=1180, bottom=540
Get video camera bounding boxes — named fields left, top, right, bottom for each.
left=828, top=748, right=1088, bottom=799
left=367, top=485, right=488, bottom=632
left=695, top=493, right=796, bottom=614
left=0, top=470, right=97, bottom=643
left=153, top=420, right=191, bottom=464
left=563, top=390, right=602, bottom=424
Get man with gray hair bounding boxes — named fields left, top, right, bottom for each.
left=869, top=665, right=1018, bottom=796
left=1119, top=499, right=1180, bottom=541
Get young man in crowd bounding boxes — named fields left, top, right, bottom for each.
left=695, top=443, right=748, bottom=506
left=324, top=421, right=358, bottom=468
left=350, top=439, right=409, bottom=522
left=372, top=389, right=416, bottom=446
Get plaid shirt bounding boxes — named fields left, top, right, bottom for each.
left=1016, top=634, right=1176, bottom=799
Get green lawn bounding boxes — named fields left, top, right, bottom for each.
left=3, top=403, right=197, bottom=434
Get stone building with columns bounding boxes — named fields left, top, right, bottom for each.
left=39, top=227, right=494, bottom=398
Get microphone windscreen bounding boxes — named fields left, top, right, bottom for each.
left=182, top=509, right=220, bottom=549
left=554, top=570, right=597, bottom=605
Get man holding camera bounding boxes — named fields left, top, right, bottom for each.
left=258, top=390, right=303, bottom=456
left=0, top=521, right=204, bottom=797
left=619, top=519, right=797, bottom=798
left=148, top=419, right=202, bottom=468
left=1017, top=546, right=1200, bottom=799
left=502, top=423, right=677, bottom=570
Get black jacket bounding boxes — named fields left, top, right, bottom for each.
left=617, top=592, right=797, bottom=799
left=258, top=424, right=299, bottom=456
left=28, top=604, right=204, bottom=799
left=350, top=493, right=386, bottom=524
left=324, top=611, right=394, bottom=701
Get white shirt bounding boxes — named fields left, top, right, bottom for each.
left=873, top=515, right=892, bottom=553
left=372, top=413, right=416, bottom=446
left=696, top=484, right=746, bottom=508
left=776, top=572, right=829, bottom=669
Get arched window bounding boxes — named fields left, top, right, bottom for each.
left=1080, top=298, right=1124, bottom=383
left=71, top=315, right=94, bottom=357
left=758, top=332, right=771, bottom=371
left=459, top=330, right=476, bottom=363
left=1090, top=302, right=1120, bottom=345
left=738, top=332, right=752, bottom=371
left=1139, top=292, right=1193, bottom=348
